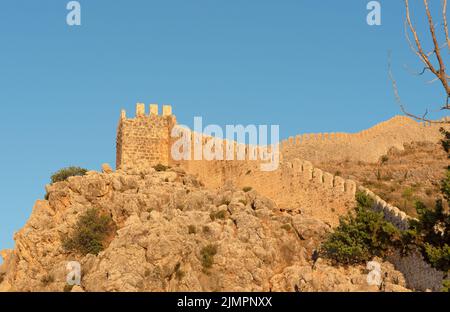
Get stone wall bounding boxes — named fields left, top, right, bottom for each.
left=358, top=186, right=410, bottom=231
left=178, top=155, right=357, bottom=226
left=116, top=104, right=447, bottom=291
left=387, top=249, right=445, bottom=292
left=281, top=116, right=447, bottom=163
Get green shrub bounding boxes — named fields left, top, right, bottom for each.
left=153, top=164, right=168, bottom=172
left=375, top=169, right=382, bottom=181
left=281, top=224, right=292, bottom=231
left=399, top=129, right=450, bottom=273
left=51, top=167, right=87, bottom=183
left=210, top=210, right=227, bottom=221
left=62, top=208, right=115, bottom=256
left=174, top=262, right=185, bottom=281
left=442, top=280, right=450, bottom=292
left=202, top=226, right=211, bottom=234
left=200, top=244, right=218, bottom=269
left=188, top=225, right=197, bottom=234
left=41, top=274, right=54, bottom=286
left=321, top=192, right=402, bottom=265
left=242, top=186, right=253, bottom=193
left=404, top=200, right=450, bottom=272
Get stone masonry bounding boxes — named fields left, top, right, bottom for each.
left=116, top=103, right=176, bottom=169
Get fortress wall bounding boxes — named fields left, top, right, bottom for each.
left=177, top=152, right=357, bottom=226
left=358, top=186, right=411, bottom=231
left=181, top=144, right=445, bottom=290
left=116, top=104, right=447, bottom=290
left=387, top=249, right=445, bottom=292
left=281, top=116, right=448, bottom=164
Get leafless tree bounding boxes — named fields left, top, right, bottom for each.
left=389, top=0, right=450, bottom=123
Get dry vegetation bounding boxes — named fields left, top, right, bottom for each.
left=317, top=141, right=448, bottom=216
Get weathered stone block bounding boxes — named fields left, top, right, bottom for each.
left=150, top=104, right=158, bottom=115
left=344, top=180, right=356, bottom=195
left=322, top=172, right=333, bottom=187
left=333, top=176, right=345, bottom=192
left=312, top=168, right=323, bottom=184
left=301, top=161, right=313, bottom=180
left=136, top=103, right=145, bottom=117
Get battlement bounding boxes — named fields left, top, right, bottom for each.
left=120, top=103, right=173, bottom=120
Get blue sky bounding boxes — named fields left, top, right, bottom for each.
left=0, top=0, right=446, bottom=251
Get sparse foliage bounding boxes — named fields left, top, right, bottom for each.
left=321, top=192, right=402, bottom=265
left=62, top=208, right=115, bottom=256
left=242, top=186, right=253, bottom=193
left=188, top=225, right=197, bottom=234
left=153, top=164, right=168, bottom=172
left=210, top=210, right=227, bottom=221
left=41, top=274, right=54, bottom=286
left=174, top=262, right=185, bottom=281
left=200, top=244, right=218, bottom=269
left=51, top=167, right=87, bottom=183
left=401, top=129, right=450, bottom=283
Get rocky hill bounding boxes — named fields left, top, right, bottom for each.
left=0, top=166, right=409, bottom=292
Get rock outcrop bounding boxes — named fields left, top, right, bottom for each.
left=0, top=166, right=410, bottom=292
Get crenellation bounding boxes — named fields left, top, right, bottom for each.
left=292, top=158, right=302, bottom=171
left=163, top=105, right=172, bottom=116
left=136, top=103, right=146, bottom=117
left=288, top=136, right=294, bottom=145
left=322, top=172, right=334, bottom=188
left=150, top=104, right=158, bottom=115
left=333, top=176, right=345, bottom=192
left=312, top=168, right=323, bottom=184
left=344, top=180, right=356, bottom=196
left=301, top=161, right=313, bottom=180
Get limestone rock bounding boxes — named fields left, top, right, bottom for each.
left=0, top=169, right=412, bottom=292
left=102, top=163, right=114, bottom=174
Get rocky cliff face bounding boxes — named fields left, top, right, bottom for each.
left=0, top=166, right=409, bottom=292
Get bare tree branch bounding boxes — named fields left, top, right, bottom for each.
left=395, top=0, right=450, bottom=120
left=388, top=51, right=449, bottom=124
left=444, top=0, right=450, bottom=52
left=423, top=0, right=450, bottom=94
left=405, top=0, right=439, bottom=74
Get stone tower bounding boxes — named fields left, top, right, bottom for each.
left=116, top=103, right=176, bottom=169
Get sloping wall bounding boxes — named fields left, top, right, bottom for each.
left=282, top=116, right=446, bottom=163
